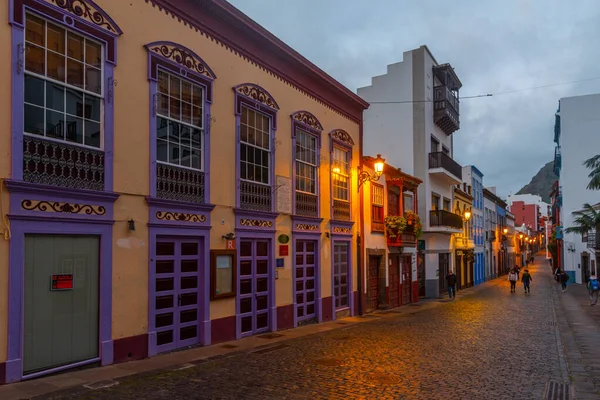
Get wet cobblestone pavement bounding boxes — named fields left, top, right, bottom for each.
left=45, top=262, right=565, bottom=399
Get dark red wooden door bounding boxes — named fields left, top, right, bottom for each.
left=368, top=256, right=379, bottom=312
left=388, top=255, right=400, bottom=308
left=401, top=256, right=412, bottom=305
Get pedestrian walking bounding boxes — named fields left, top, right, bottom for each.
left=560, top=271, right=570, bottom=292
left=446, top=270, right=457, bottom=300
left=508, top=269, right=518, bottom=293
left=588, top=274, right=600, bottom=306
left=554, top=268, right=561, bottom=283
left=521, top=269, right=533, bottom=293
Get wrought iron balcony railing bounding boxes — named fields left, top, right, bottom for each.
left=23, top=135, right=104, bottom=191
left=240, top=181, right=271, bottom=212
left=333, top=199, right=351, bottom=221
left=429, top=152, right=463, bottom=180
left=429, top=209, right=463, bottom=230
left=157, top=163, right=205, bottom=204
left=296, top=192, right=318, bottom=217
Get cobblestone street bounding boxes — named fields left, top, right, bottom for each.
left=34, top=258, right=574, bottom=400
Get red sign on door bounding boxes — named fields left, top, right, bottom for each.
left=51, top=274, right=74, bottom=291
left=279, top=245, right=289, bottom=256
left=226, top=239, right=236, bottom=250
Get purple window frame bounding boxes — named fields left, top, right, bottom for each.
left=331, top=238, right=353, bottom=315
left=9, top=0, right=122, bottom=191
left=234, top=84, right=279, bottom=211
left=329, top=130, right=354, bottom=222
left=145, top=41, right=216, bottom=203
left=291, top=111, right=322, bottom=217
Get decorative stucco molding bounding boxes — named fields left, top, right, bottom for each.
left=295, top=223, right=320, bottom=231
left=329, top=129, right=355, bottom=146
left=21, top=200, right=106, bottom=215
left=332, top=226, right=352, bottom=234
left=43, top=0, right=123, bottom=34
left=240, top=218, right=273, bottom=228
left=292, top=111, right=323, bottom=131
left=156, top=211, right=207, bottom=222
left=147, top=41, right=216, bottom=80
left=235, top=84, right=279, bottom=110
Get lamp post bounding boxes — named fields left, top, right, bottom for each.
left=357, top=154, right=385, bottom=192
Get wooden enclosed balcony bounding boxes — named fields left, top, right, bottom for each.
left=434, top=86, right=460, bottom=135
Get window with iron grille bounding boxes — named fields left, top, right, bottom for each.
left=295, top=128, right=318, bottom=216
left=22, top=13, right=106, bottom=191
left=332, top=147, right=349, bottom=200
left=24, top=13, right=103, bottom=148
left=240, top=105, right=270, bottom=185
left=332, top=146, right=350, bottom=221
left=156, top=70, right=203, bottom=171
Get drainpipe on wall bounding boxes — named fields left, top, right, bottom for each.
left=357, top=118, right=365, bottom=316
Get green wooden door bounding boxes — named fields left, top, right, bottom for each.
left=23, top=235, right=100, bottom=374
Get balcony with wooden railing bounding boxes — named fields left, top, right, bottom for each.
left=387, top=224, right=417, bottom=248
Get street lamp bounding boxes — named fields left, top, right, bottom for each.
left=503, top=228, right=508, bottom=235
left=357, top=154, right=385, bottom=192
left=464, top=210, right=471, bottom=221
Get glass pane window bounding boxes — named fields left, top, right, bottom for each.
left=295, top=129, right=317, bottom=194
left=24, top=13, right=103, bottom=148
left=156, top=70, right=204, bottom=171
left=332, top=147, right=349, bottom=201
left=240, top=105, right=270, bottom=185
left=372, top=185, right=383, bottom=206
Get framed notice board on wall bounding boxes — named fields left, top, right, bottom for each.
left=210, top=250, right=236, bottom=300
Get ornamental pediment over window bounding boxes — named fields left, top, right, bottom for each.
left=41, top=0, right=123, bottom=35
left=147, top=41, right=216, bottom=80
left=329, top=129, right=354, bottom=146
left=235, top=84, right=279, bottom=110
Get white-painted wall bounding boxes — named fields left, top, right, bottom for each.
left=358, top=46, right=461, bottom=298
left=558, top=94, right=600, bottom=282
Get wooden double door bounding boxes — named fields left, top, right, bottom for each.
left=388, top=254, right=412, bottom=308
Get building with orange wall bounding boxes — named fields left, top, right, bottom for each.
left=0, top=0, right=368, bottom=383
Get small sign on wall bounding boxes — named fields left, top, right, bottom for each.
left=279, top=245, right=289, bottom=256
left=226, top=239, right=236, bottom=250
left=50, top=274, right=74, bottom=291
left=276, top=258, right=285, bottom=268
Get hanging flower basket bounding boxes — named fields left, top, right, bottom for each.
left=384, top=215, right=407, bottom=239
left=404, top=210, right=423, bottom=238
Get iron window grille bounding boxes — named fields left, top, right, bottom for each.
left=23, top=13, right=105, bottom=190
left=240, top=105, right=272, bottom=211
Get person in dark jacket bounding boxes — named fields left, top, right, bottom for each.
left=446, top=270, right=457, bottom=300
left=560, top=271, right=570, bottom=292
left=521, top=269, right=533, bottom=293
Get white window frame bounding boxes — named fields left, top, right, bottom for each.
left=156, top=69, right=204, bottom=172
left=239, top=104, right=271, bottom=185
left=332, top=146, right=350, bottom=201
left=295, top=128, right=317, bottom=195
left=23, top=12, right=104, bottom=150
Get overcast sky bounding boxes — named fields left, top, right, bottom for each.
left=228, top=0, right=600, bottom=198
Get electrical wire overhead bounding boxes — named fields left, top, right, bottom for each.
left=368, top=76, right=600, bottom=104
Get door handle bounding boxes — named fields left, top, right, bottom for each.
left=178, top=294, right=182, bottom=306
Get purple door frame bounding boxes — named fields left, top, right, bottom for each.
left=147, top=227, right=211, bottom=357
left=236, top=233, right=275, bottom=339
left=6, top=218, right=114, bottom=382
left=331, top=238, right=353, bottom=320
left=238, top=239, right=271, bottom=337
left=292, top=235, right=321, bottom=327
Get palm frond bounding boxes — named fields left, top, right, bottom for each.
left=564, top=226, right=588, bottom=234
left=584, top=154, right=600, bottom=170
left=587, top=166, right=600, bottom=190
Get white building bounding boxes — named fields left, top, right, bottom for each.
left=358, top=45, right=464, bottom=298
left=361, top=157, right=422, bottom=310
left=554, top=94, right=600, bottom=283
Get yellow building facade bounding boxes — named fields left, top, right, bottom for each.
left=452, top=183, right=475, bottom=289
left=0, top=0, right=367, bottom=382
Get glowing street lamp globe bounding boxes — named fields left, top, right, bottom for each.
left=373, top=154, right=385, bottom=178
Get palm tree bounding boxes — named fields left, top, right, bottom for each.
left=564, top=203, right=600, bottom=262
left=583, top=155, right=600, bottom=190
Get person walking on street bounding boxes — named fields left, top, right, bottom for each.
left=508, top=269, right=518, bottom=293
left=446, top=270, right=457, bottom=300
left=555, top=268, right=561, bottom=283
left=560, top=270, right=570, bottom=292
left=521, top=269, right=533, bottom=293
left=588, top=274, right=600, bottom=306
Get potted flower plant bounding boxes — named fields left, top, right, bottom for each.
left=404, top=210, right=423, bottom=238
left=384, top=215, right=407, bottom=241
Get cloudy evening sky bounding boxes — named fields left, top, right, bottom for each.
left=228, top=0, right=600, bottom=199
